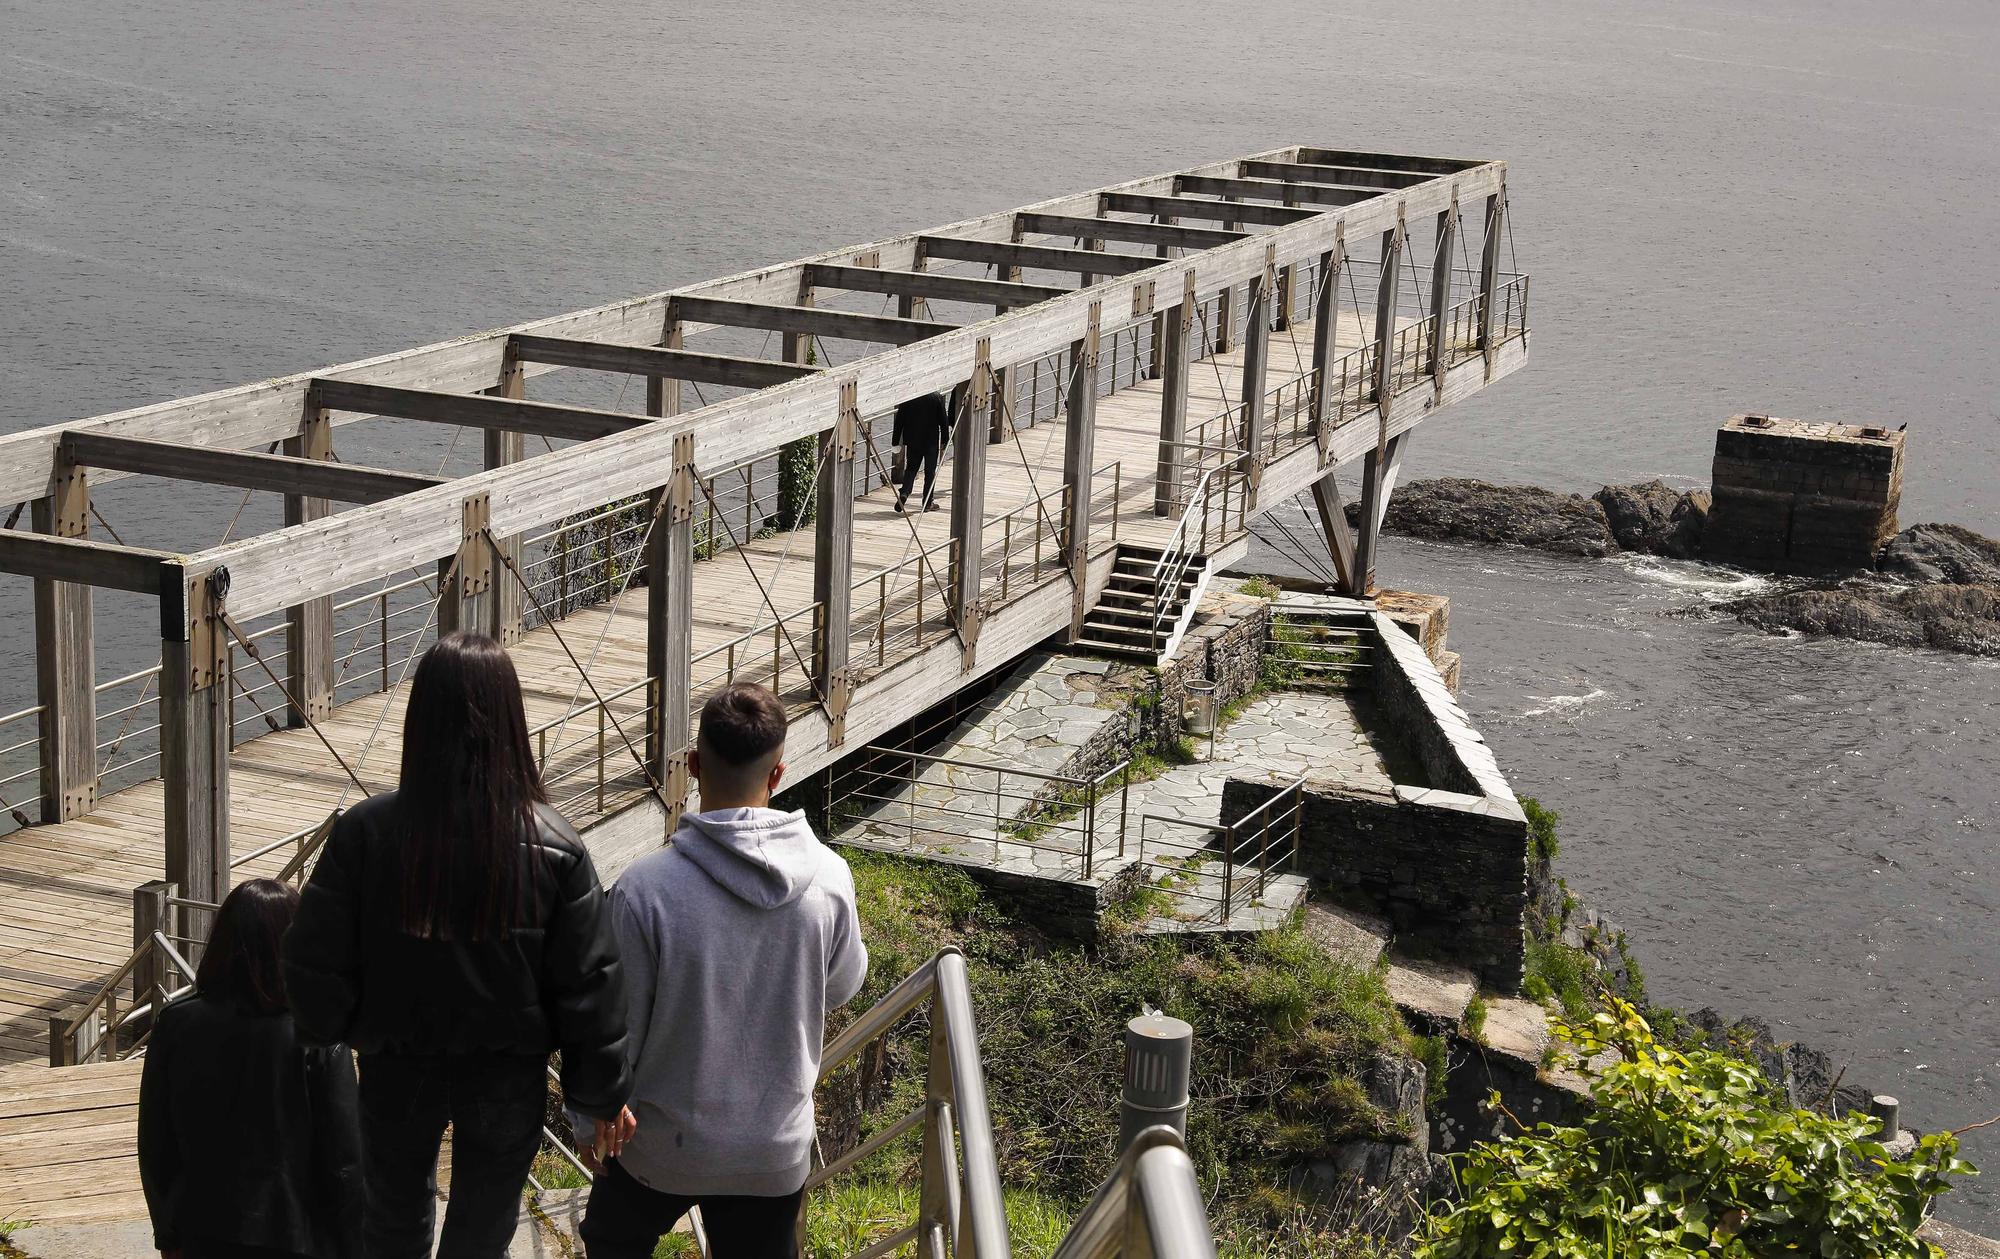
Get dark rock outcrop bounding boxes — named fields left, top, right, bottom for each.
left=1370, top=478, right=1620, bottom=558
left=1723, top=583, right=2000, bottom=657
left=1877, top=523, right=2000, bottom=586
left=1593, top=481, right=1711, bottom=558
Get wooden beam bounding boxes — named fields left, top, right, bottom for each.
left=31, top=490, right=95, bottom=822
left=1295, top=148, right=1481, bottom=175
left=1156, top=270, right=1196, bottom=517
left=1099, top=192, right=1317, bottom=227
left=647, top=432, right=694, bottom=827
left=804, top=264, right=1064, bottom=310
left=1429, top=197, right=1459, bottom=389
left=309, top=379, right=647, bottom=443
left=1350, top=432, right=1409, bottom=597
left=645, top=306, right=685, bottom=420
left=160, top=567, right=230, bottom=911
left=949, top=343, right=991, bottom=667
left=0, top=529, right=170, bottom=593
left=1478, top=181, right=1507, bottom=378
left=485, top=358, right=526, bottom=645
left=1310, top=470, right=1358, bottom=593
left=813, top=385, right=857, bottom=746
left=1372, top=212, right=1407, bottom=416
left=1063, top=303, right=1100, bottom=640
left=1241, top=159, right=1428, bottom=189
left=509, top=334, right=821, bottom=389
left=62, top=431, right=442, bottom=504
left=1241, top=246, right=1275, bottom=479
left=1310, top=232, right=1348, bottom=455
left=282, top=407, right=334, bottom=727
left=1174, top=174, right=1378, bottom=209
left=918, top=236, right=1157, bottom=278
left=670, top=296, right=952, bottom=347
left=1015, top=213, right=1244, bottom=252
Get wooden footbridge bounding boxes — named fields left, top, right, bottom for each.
left=0, top=145, right=1527, bottom=1087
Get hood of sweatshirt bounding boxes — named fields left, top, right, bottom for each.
left=674, top=807, right=826, bottom=909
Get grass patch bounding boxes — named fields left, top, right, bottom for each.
left=1460, top=993, right=1488, bottom=1044
left=1522, top=937, right=1596, bottom=1021
left=1238, top=576, right=1281, bottom=599
left=1521, top=795, right=1560, bottom=863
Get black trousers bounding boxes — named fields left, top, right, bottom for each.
left=580, top=1158, right=803, bottom=1259
left=897, top=437, right=940, bottom=507
left=357, top=1052, right=547, bottom=1259
left=182, top=1242, right=312, bottom=1259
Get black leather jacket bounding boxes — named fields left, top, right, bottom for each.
left=281, top=792, right=630, bottom=1119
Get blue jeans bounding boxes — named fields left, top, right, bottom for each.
left=357, top=1052, right=546, bottom=1259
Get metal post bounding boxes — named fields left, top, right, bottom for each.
left=1120, top=1012, right=1193, bottom=1151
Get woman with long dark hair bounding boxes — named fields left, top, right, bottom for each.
left=139, top=878, right=362, bottom=1259
left=283, top=632, right=631, bottom=1258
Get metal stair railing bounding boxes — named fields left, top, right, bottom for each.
left=1140, top=458, right=1246, bottom=647
left=1049, top=1126, right=1218, bottom=1259
left=48, top=922, right=201, bottom=1066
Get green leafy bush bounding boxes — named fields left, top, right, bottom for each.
left=1418, top=1001, right=1974, bottom=1258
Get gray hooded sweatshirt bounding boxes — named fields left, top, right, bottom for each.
left=597, top=806, right=867, bottom=1197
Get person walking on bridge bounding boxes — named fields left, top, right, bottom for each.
left=892, top=389, right=949, bottom=512
left=575, top=682, right=868, bottom=1259
left=283, top=632, right=632, bottom=1259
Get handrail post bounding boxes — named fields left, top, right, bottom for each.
left=1083, top=780, right=1098, bottom=880
left=950, top=341, right=992, bottom=669
left=33, top=469, right=97, bottom=823
left=813, top=381, right=858, bottom=748
left=1155, top=270, right=1196, bottom=517
left=646, top=432, right=696, bottom=828
left=1063, top=302, right=1101, bottom=643
left=917, top=978, right=957, bottom=1255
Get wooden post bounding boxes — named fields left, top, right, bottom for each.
left=484, top=352, right=526, bottom=644
left=1311, top=228, right=1348, bottom=462
left=1215, top=198, right=1239, bottom=352
left=283, top=406, right=334, bottom=725
left=161, top=565, right=231, bottom=912
left=645, top=301, right=685, bottom=420
left=1478, top=180, right=1507, bottom=379
left=32, top=458, right=95, bottom=823
left=949, top=342, right=992, bottom=668
left=436, top=494, right=493, bottom=638
left=813, top=383, right=858, bottom=744
left=899, top=242, right=929, bottom=322
left=1372, top=207, right=1407, bottom=420
left=1350, top=433, right=1409, bottom=598
left=1240, top=245, right=1275, bottom=474
left=784, top=274, right=814, bottom=367
left=1309, top=471, right=1358, bottom=594
left=989, top=363, right=1014, bottom=444
left=1149, top=214, right=1175, bottom=378
left=1428, top=191, right=1459, bottom=391
left=646, top=432, right=695, bottom=828
left=131, top=879, right=173, bottom=1010
left=1155, top=270, right=1196, bottom=517
left=1063, top=303, right=1100, bottom=640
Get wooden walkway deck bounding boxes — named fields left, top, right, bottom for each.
left=0, top=1058, right=143, bottom=1226
left=0, top=315, right=1368, bottom=1069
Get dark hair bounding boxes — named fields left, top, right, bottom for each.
left=698, top=683, right=788, bottom=768
left=197, top=879, right=299, bottom=1015
left=396, top=632, right=547, bottom=941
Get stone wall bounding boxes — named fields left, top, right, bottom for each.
left=1139, top=590, right=1271, bottom=751
left=1707, top=413, right=1904, bottom=573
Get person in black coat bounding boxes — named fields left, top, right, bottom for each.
left=282, top=632, right=633, bottom=1259
left=892, top=391, right=949, bottom=512
left=139, top=878, right=363, bottom=1259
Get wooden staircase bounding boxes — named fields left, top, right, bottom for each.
left=1075, top=543, right=1213, bottom=660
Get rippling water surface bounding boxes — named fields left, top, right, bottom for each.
left=3, top=0, right=1997, bottom=1228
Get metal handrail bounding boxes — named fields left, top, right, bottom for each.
left=1144, top=457, right=1247, bottom=644
left=1049, top=1126, right=1217, bottom=1259
left=50, top=925, right=203, bottom=1065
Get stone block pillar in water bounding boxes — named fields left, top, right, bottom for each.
left=1705, top=414, right=1903, bottom=573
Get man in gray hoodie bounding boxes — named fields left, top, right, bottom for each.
left=577, top=682, right=868, bottom=1258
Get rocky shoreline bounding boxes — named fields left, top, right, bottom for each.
left=1360, top=479, right=2000, bottom=657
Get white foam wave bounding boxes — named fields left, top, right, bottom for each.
left=1523, top=687, right=1609, bottom=718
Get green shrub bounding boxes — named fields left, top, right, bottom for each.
left=1521, top=795, right=1560, bottom=864
left=1417, top=1000, right=1975, bottom=1258
left=1239, top=576, right=1281, bottom=599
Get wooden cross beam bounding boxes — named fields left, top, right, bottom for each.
left=1014, top=213, right=1245, bottom=252
left=0, top=530, right=170, bottom=593
left=1294, top=148, right=1481, bottom=176
left=508, top=335, right=821, bottom=388
left=61, top=432, right=444, bottom=504
left=308, top=379, right=648, bottom=443
left=1097, top=192, right=1319, bottom=228
left=1174, top=174, right=1380, bottom=209
left=668, top=296, right=952, bottom=346
left=803, top=263, right=1065, bottom=310
left=1240, top=159, right=1430, bottom=190
left=917, top=236, right=1158, bottom=277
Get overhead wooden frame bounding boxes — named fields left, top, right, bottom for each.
left=0, top=530, right=171, bottom=593
left=1239, top=159, right=1430, bottom=189
left=1173, top=174, right=1380, bottom=208
left=917, top=236, right=1158, bottom=277
left=308, top=379, right=650, bottom=443
left=507, top=335, right=822, bottom=388
left=60, top=432, right=444, bottom=504
left=802, top=264, right=1065, bottom=310
left=668, top=296, right=953, bottom=346
left=1096, top=192, right=1318, bottom=228
left=1014, top=213, right=1245, bottom=252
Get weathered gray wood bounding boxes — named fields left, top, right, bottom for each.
left=1063, top=304, right=1100, bottom=640
left=1310, top=234, right=1347, bottom=454
left=1309, top=470, right=1358, bottom=593
left=673, top=295, right=951, bottom=347
left=1478, top=183, right=1507, bottom=377
left=918, top=236, right=1157, bottom=278
left=1429, top=199, right=1458, bottom=387
left=805, top=264, right=1062, bottom=310
left=486, top=360, right=526, bottom=645
left=0, top=529, right=171, bottom=593
left=1241, top=159, right=1429, bottom=189
left=30, top=495, right=95, bottom=822
left=1350, top=432, right=1408, bottom=597
left=1372, top=215, right=1406, bottom=417
left=1240, top=247, right=1274, bottom=475
left=645, top=431, right=695, bottom=826
left=160, top=571, right=230, bottom=910
left=644, top=309, right=685, bottom=420
left=1099, top=192, right=1317, bottom=227
left=310, top=379, right=647, bottom=443
left=1295, top=148, right=1480, bottom=175
left=191, top=161, right=1506, bottom=621
left=949, top=344, right=991, bottom=666
left=1155, top=271, right=1196, bottom=516
left=511, top=334, right=819, bottom=389
left=61, top=430, right=440, bottom=504
left=813, top=386, right=857, bottom=745
left=1175, top=174, right=1376, bottom=209
left=282, top=408, right=334, bottom=727
left=1015, top=213, right=1244, bottom=252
